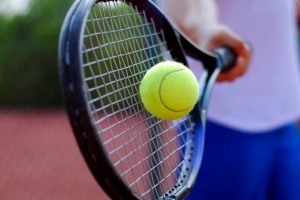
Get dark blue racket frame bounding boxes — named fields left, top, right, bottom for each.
left=59, top=0, right=236, bottom=199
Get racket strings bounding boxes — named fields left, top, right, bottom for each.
left=82, top=1, right=195, bottom=199
left=117, top=8, right=187, bottom=192
left=84, top=3, right=161, bottom=196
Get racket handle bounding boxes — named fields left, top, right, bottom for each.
left=213, top=46, right=237, bottom=70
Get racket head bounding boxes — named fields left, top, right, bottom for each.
left=59, top=0, right=211, bottom=199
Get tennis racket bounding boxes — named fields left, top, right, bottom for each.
left=59, top=0, right=236, bottom=199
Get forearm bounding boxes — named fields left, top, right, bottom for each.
left=159, top=0, right=251, bottom=82
left=161, top=0, right=219, bottom=44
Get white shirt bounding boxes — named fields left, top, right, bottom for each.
left=159, top=0, right=300, bottom=132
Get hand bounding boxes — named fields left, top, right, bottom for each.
left=296, top=1, right=300, bottom=21
left=196, top=25, right=252, bottom=82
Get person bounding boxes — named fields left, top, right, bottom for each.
left=157, top=0, right=300, bottom=199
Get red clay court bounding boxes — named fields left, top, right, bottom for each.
left=0, top=110, right=110, bottom=200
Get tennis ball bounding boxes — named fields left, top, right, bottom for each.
left=140, top=61, right=199, bottom=120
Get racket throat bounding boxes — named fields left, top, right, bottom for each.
left=201, top=110, right=207, bottom=132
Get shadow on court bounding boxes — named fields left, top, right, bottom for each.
left=0, top=110, right=110, bottom=200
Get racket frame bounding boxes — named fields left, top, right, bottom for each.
left=59, top=0, right=232, bottom=199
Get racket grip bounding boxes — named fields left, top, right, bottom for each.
left=213, top=46, right=237, bottom=70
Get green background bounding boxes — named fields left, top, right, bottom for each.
left=0, top=0, right=158, bottom=109
left=0, top=0, right=73, bottom=108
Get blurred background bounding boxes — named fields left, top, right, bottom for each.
left=0, top=0, right=299, bottom=200
left=0, top=0, right=66, bottom=108
left=0, top=0, right=110, bottom=199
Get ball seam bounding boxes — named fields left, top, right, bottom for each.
left=158, top=69, right=192, bottom=112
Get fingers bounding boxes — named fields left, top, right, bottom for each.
left=217, top=41, right=251, bottom=82
left=204, top=25, right=252, bottom=82
left=297, top=1, right=300, bottom=21
left=217, top=55, right=248, bottom=82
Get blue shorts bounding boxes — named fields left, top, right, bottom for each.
left=186, top=120, right=300, bottom=200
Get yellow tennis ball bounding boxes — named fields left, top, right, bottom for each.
left=140, top=61, right=199, bottom=120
